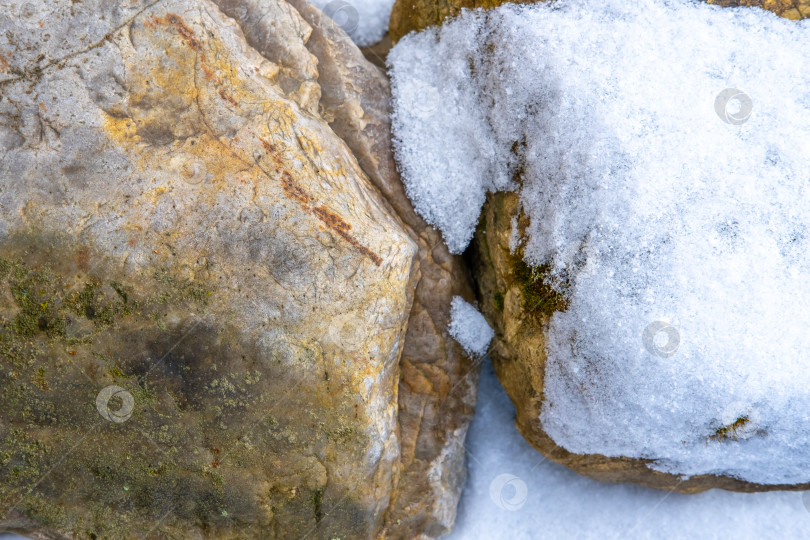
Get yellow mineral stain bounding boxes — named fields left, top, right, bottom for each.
left=98, top=11, right=382, bottom=265
left=101, top=13, right=254, bottom=190
left=103, top=114, right=139, bottom=143
left=297, top=133, right=321, bottom=157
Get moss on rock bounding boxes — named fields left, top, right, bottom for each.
left=0, top=235, right=372, bottom=538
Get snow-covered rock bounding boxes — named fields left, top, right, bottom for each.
left=390, top=0, right=810, bottom=490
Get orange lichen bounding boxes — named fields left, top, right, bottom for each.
left=103, top=114, right=138, bottom=143
left=201, top=62, right=220, bottom=83
left=297, top=133, right=322, bottom=157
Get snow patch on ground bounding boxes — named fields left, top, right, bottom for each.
left=449, top=361, right=810, bottom=539
left=449, top=296, right=494, bottom=356
left=389, top=0, right=810, bottom=484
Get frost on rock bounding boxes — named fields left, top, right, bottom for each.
left=389, top=0, right=810, bottom=484
left=388, top=22, right=516, bottom=253
left=449, top=296, right=493, bottom=356
left=310, top=0, right=395, bottom=46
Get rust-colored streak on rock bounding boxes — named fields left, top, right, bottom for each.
left=0, top=1, right=425, bottom=538
left=143, top=14, right=161, bottom=29
left=258, top=137, right=274, bottom=154
left=153, top=13, right=226, bottom=93
left=313, top=206, right=382, bottom=266
left=0, top=53, right=9, bottom=73
left=201, top=62, right=220, bottom=83
left=313, top=205, right=352, bottom=234
left=218, top=88, right=239, bottom=107
left=255, top=134, right=380, bottom=266
left=281, top=171, right=312, bottom=205
left=257, top=136, right=285, bottom=172
left=164, top=13, right=201, bottom=50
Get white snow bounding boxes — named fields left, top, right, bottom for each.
left=449, top=360, right=810, bottom=540
left=448, top=296, right=494, bottom=356
left=389, top=0, right=810, bottom=484
left=388, top=20, right=515, bottom=253
left=309, top=0, right=394, bottom=46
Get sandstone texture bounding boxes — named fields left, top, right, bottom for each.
left=0, top=0, right=476, bottom=538
left=276, top=3, right=479, bottom=536
left=388, top=0, right=538, bottom=42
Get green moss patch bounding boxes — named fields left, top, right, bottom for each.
left=505, top=249, right=568, bottom=318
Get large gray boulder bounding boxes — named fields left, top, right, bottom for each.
left=0, top=0, right=479, bottom=538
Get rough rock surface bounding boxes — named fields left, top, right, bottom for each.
left=388, top=0, right=808, bottom=42
left=0, top=0, right=428, bottom=538
left=0, top=0, right=479, bottom=537
left=276, top=2, right=479, bottom=536
left=705, top=0, right=809, bottom=19
left=388, top=0, right=538, bottom=42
